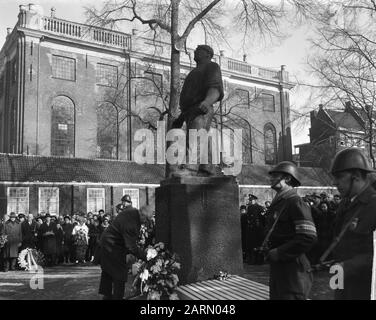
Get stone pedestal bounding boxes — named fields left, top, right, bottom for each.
left=155, top=175, right=244, bottom=284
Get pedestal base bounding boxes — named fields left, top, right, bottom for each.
left=156, top=176, right=244, bottom=284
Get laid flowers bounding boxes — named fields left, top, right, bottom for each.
left=132, top=242, right=181, bottom=300
left=0, top=234, right=8, bottom=248
left=74, top=229, right=88, bottom=246
left=18, top=248, right=45, bottom=270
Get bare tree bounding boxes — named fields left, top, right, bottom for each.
left=306, top=1, right=376, bottom=167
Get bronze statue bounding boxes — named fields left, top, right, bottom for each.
left=173, top=44, right=224, bottom=176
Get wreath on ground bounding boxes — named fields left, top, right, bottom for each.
left=18, top=248, right=46, bottom=271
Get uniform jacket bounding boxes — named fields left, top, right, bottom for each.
left=333, top=185, right=376, bottom=300
left=3, top=220, right=22, bottom=258
left=268, top=188, right=317, bottom=263
left=99, top=206, right=143, bottom=281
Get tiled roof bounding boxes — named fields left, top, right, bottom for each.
left=326, top=110, right=363, bottom=131
left=0, top=154, right=165, bottom=184
left=0, top=154, right=333, bottom=187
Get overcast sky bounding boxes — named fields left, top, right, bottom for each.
left=0, top=0, right=319, bottom=148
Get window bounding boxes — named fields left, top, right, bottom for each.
left=144, top=71, right=163, bottom=94
left=264, top=123, right=277, bottom=165
left=39, top=187, right=59, bottom=216
left=7, top=187, right=29, bottom=215
left=51, top=96, right=75, bottom=157
left=52, top=55, right=76, bottom=81
left=236, top=89, right=250, bottom=107
left=123, top=188, right=139, bottom=209
left=96, top=63, right=118, bottom=87
left=97, top=103, right=118, bottom=159
left=262, top=93, right=275, bottom=112
left=87, top=188, right=105, bottom=213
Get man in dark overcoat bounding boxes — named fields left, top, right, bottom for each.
left=3, top=212, right=22, bottom=271
left=38, top=213, right=57, bottom=266
left=98, top=194, right=144, bottom=300
left=21, top=214, right=38, bottom=249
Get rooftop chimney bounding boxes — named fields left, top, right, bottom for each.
left=243, top=54, right=247, bottom=62
left=220, top=50, right=224, bottom=57
left=51, top=7, right=56, bottom=18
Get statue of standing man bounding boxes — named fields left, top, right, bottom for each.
left=173, top=44, right=224, bottom=176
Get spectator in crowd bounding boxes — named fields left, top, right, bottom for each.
left=72, top=216, right=89, bottom=264
left=86, top=218, right=97, bottom=262
left=101, top=216, right=110, bottom=230
left=331, top=194, right=341, bottom=211
left=18, top=214, right=26, bottom=224
left=38, top=213, right=57, bottom=267
left=3, top=212, right=22, bottom=272
left=21, top=214, right=38, bottom=250
left=62, top=216, right=74, bottom=264
left=98, top=209, right=105, bottom=221
left=55, top=222, right=65, bottom=264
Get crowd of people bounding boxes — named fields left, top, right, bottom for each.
left=0, top=209, right=113, bottom=272
left=240, top=191, right=342, bottom=266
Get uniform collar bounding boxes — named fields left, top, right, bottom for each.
left=353, top=183, right=375, bottom=204
left=271, top=188, right=297, bottom=207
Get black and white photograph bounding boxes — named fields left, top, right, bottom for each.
left=0, top=0, right=376, bottom=306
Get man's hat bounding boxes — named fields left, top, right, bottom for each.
left=9, top=212, right=17, bottom=218
left=196, top=44, right=214, bottom=58
left=248, top=194, right=258, bottom=200
left=63, top=215, right=71, bottom=220
left=45, top=213, right=51, bottom=218
left=240, top=205, right=247, bottom=210
left=121, top=194, right=132, bottom=203
left=18, top=213, right=25, bottom=218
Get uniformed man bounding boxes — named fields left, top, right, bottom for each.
left=329, top=148, right=376, bottom=300
left=266, top=161, right=317, bottom=300
left=98, top=194, right=144, bottom=300
left=246, top=194, right=265, bottom=264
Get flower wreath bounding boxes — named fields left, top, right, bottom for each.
left=18, top=248, right=45, bottom=271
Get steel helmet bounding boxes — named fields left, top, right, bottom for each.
left=330, top=148, right=374, bottom=174
left=121, top=194, right=132, bottom=203
left=269, top=161, right=301, bottom=187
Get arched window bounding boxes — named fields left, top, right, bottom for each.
left=51, top=96, right=75, bottom=157
left=264, top=123, right=277, bottom=165
left=97, top=102, right=118, bottom=159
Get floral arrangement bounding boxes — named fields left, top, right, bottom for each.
left=132, top=242, right=181, bottom=300
left=212, top=271, right=229, bottom=281
left=0, top=234, right=7, bottom=248
left=74, top=230, right=88, bottom=246
left=18, top=248, right=45, bottom=271
left=138, top=217, right=156, bottom=250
